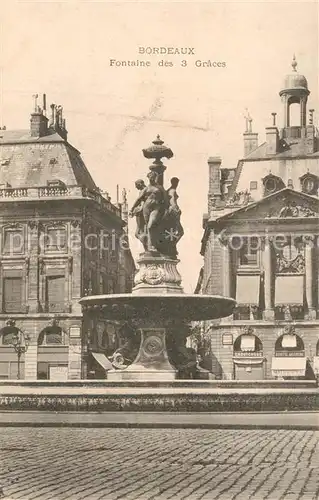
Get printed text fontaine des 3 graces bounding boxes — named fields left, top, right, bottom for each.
left=109, top=47, right=226, bottom=68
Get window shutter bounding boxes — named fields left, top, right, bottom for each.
left=3, top=277, right=23, bottom=312
left=46, top=275, right=65, bottom=312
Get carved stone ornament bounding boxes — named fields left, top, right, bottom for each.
left=242, top=325, right=254, bottom=335
left=46, top=221, right=66, bottom=228
left=283, top=325, right=296, bottom=336
left=71, top=219, right=82, bottom=228
left=6, top=222, right=22, bottom=230
left=269, top=202, right=317, bottom=218
left=304, top=235, right=316, bottom=245
left=133, top=255, right=183, bottom=294
left=276, top=253, right=305, bottom=274
left=28, top=221, right=38, bottom=230
left=225, top=190, right=253, bottom=207
left=141, top=264, right=164, bottom=285
left=142, top=335, right=164, bottom=357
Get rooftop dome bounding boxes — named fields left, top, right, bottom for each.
left=280, top=56, right=308, bottom=94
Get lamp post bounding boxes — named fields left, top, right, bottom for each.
left=10, top=327, right=30, bottom=380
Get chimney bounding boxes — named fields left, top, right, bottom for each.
left=266, top=112, right=279, bottom=155
left=121, top=188, right=129, bottom=234
left=30, top=94, right=48, bottom=137
left=49, top=103, right=68, bottom=140
left=207, top=157, right=222, bottom=211
left=302, top=109, right=316, bottom=154
left=243, top=110, right=258, bottom=157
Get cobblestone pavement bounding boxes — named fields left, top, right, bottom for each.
left=0, top=428, right=318, bottom=500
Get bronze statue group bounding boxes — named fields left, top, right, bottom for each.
left=129, top=172, right=184, bottom=258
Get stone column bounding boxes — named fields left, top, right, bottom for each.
left=263, top=237, right=274, bottom=320
left=305, top=236, right=316, bottom=319
left=222, top=238, right=231, bottom=298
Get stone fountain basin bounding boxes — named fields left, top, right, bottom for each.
left=80, top=294, right=236, bottom=322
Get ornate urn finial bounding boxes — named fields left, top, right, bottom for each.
left=142, top=135, right=173, bottom=186
left=143, top=135, right=173, bottom=165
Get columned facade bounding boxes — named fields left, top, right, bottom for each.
left=199, top=59, right=319, bottom=380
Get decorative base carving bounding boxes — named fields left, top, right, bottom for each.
left=108, top=328, right=176, bottom=381
left=133, top=253, right=183, bottom=295
left=306, top=308, right=317, bottom=320
left=263, top=309, right=275, bottom=320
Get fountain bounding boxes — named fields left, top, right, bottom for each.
left=80, top=136, right=236, bottom=381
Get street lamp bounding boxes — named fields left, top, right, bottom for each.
left=8, top=322, right=30, bottom=380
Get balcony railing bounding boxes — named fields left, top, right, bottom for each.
left=39, top=186, right=69, bottom=197
left=282, top=126, right=302, bottom=139
left=0, top=188, right=28, bottom=198
left=0, top=185, right=121, bottom=217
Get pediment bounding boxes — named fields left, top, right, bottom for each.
left=219, top=189, right=319, bottom=222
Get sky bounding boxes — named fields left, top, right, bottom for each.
left=1, top=0, right=318, bottom=292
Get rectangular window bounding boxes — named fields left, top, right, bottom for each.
left=44, top=228, right=67, bottom=252
left=235, top=236, right=260, bottom=268
left=239, top=238, right=258, bottom=266
left=45, top=275, right=65, bottom=312
left=3, top=230, right=24, bottom=254
left=3, top=277, right=23, bottom=312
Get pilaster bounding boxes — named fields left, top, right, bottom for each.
left=24, top=343, right=38, bottom=380
left=305, top=235, right=316, bottom=320
left=263, top=237, right=274, bottom=320
left=27, top=221, right=40, bottom=313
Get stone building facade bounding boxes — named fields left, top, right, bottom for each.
left=0, top=96, right=135, bottom=380
left=198, top=58, right=319, bottom=380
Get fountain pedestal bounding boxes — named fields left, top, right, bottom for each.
left=79, top=136, right=236, bottom=382
left=107, top=328, right=176, bottom=381
left=133, top=253, right=183, bottom=295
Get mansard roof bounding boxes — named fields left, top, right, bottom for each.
left=0, top=128, right=97, bottom=190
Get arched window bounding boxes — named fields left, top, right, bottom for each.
left=1, top=325, right=20, bottom=345
left=288, top=101, right=300, bottom=127
left=275, top=334, right=304, bottom=353
left=274, top=235, right=304, bottom=274
left=38, top=325, right=64, bottom=346
left=300, top=173, right=319, bottom=196
left=262, top=174, right=285, bottom=197
left=233, top=334, right=263, bottom=356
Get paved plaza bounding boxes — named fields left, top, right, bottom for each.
left=0, top=427, right=318, bottom=499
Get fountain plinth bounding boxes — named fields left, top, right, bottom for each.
left=133, top=253, right=182, bottom=295
left=80, top=136, right=236, bottom=382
